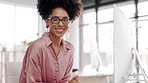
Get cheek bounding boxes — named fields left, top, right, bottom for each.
left=49, top=25, right=54, bottom=28
left=49, top=23, right=55, bottom=28
left=65, top=25, right=69, bottom=29
left=65, top=24, right=70, bottom=28
left=64, top=25, right=69, bottom=32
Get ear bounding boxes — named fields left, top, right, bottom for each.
left=45, top=20, right=49, bottom=28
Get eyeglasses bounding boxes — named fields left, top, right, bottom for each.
left=47, top=16, right=70, bottom=24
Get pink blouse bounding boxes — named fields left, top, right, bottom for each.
left=19, top=32, right=74, bottom=83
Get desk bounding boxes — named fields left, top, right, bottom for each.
left=73, top=73, right=113, bottom=83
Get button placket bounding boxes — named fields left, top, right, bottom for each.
left=53, top=62, right=59, bottom=82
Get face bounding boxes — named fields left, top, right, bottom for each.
left=46, top=7, right=70, bottom=38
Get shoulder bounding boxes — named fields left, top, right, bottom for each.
left=24, top=38, right=47, bottom=61
left=64, top=40, right=74, bottom=50
left=27, top=38, right=46, bottom=52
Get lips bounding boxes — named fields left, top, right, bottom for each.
left=55, top=28, right=65, bottom=33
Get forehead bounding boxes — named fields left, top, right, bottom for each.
left=50, top=7, right=69, bottom=18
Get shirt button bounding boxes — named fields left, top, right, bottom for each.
left=53, top=78, right=58, bottom=83
left=55, top=70, right=59, bottom=72
left=54, top=76, right=57, bottom=79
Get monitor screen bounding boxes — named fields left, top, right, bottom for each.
left=113, top=4, right=135, bottom=83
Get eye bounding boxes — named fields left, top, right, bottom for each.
left=62, top=17, right=70, bottom=23
left=51, top=17, right=60, bottom=23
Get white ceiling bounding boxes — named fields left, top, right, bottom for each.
left=0, top=0, right=147, bottom=9
left=0, top=0, right=37, bottom=7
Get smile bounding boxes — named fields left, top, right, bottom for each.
left=55, top=28, right=65, bottom=33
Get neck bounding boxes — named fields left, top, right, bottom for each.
left=48, top=32, right=62, bottom=46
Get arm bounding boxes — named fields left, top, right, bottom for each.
left=25, top=56, right=43, bottom=83
left=24, top=44, right=44, bottom=83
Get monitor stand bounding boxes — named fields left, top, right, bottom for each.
left=123, top=48, right=148, bottom=83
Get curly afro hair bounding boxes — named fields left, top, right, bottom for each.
left=37, top=0, right=83, bottom=20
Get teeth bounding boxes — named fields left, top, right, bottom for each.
left=56, top=28, right=64, bottom=32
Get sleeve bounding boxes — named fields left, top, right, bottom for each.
left=25, top=57, right=44, bottom=83
left=25, top=45, right=44, bottom=83
left=60, top=49, right=74, bottom=83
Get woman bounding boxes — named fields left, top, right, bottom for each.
left=19, top=0, right=83, bottom=83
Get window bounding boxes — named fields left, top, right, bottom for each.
left=0, top=3, right=38, bottom=82
left=81, top=1, right=148, bottom=74
left=0, top=3, right=38, bottom=62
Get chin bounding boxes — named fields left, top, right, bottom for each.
left=56, top=34, right=64, bottom=38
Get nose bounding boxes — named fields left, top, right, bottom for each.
left=58, top=20, right=64, bottom=26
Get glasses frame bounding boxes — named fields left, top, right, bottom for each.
left=47, top=16, right=71, bottom=24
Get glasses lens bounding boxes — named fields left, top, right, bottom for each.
left=51, top=17, right=59, bottom=24
left=62, top=18, right=70, bottom=24
left=50, top=16, right=70, bottom=24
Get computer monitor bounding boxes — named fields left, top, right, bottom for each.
left=113, top=5, right=135, bottom=83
